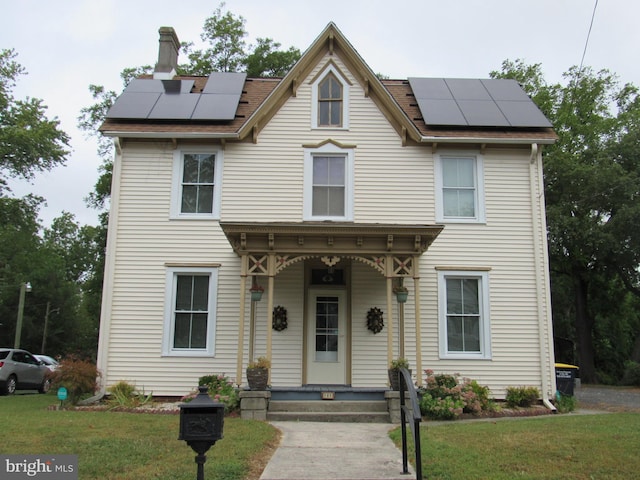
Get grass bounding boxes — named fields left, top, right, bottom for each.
left=1, top=393, right=279, bottom=480
left=390, top=413, right=640, bottom=479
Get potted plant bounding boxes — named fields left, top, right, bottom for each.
left=388, top=358, right=410, bottom=391
left=393, top=285, right=409, bottom=303
left=250, top=284, right=264, bottom=302
left=246, top=356, right=270, bottom=390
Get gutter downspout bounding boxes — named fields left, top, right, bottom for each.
left=529, top=143, right=557, bottom=412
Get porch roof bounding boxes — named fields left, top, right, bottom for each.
left=219, top=222, right=444, bottom=256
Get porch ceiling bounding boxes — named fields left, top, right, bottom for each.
left=220, top=222, right=444, bottom=256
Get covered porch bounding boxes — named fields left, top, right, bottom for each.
left=220, top=222, right=443, bottom=390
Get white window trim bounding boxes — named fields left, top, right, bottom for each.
left=162, top=266, right=218, bottom=357
left=438, top=270, right=492, bottom=359
left=170, top=147, right=223, bottom=219
left=311, top=64, right=350, bottom=130
left=303, top=142, right=354, bottom=221
left=435, top=153, right=485, bottom=223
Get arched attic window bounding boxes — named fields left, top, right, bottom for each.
left=318, top=73, right=342, bottom=127
left=311, top=64, right=350, bottom=129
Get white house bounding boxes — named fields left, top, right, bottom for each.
left=97, top=23, right=558, bottom=412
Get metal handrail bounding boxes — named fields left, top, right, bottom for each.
left=398, top=367, right=422, bottom=480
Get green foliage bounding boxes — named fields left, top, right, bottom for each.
left=244, top=38, right=301, bottom=77
left=389, top=357, right=410, bottom=370
left=248, top=356, right=270, bottom=369
left=554, top=392, right=577, bottom=413
left=50, top=355, right=100, bottom=405
left=505, top=386, right=540, bottom=408
left=107, top=380, right=153, bottom=409
left=181, top=373, right=239, bottom=413
left=0, top=49, right=69, bottom=190
left=492, top=59, right=640, bottom=383
left=621, top=361, right=640, bottom=386
left=419, top=370, right=496, bottom=420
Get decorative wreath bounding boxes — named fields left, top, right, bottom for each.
left=272, top=305, right=288, bottom=331
left=366, top=307, right=384, bottom=334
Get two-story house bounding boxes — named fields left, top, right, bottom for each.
left=97, top=23, right=557, bottom=411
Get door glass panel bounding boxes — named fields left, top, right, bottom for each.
left=315, top=296, right=339, bottom=362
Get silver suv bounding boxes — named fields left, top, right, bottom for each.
left=0, top=348, right=51, bottom=395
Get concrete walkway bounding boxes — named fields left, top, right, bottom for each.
left=259, top=422, right=414, bottom=480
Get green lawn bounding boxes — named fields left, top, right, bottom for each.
left=390, top=413, right=640, bottom=479
left=1, top=393, right=278, bottom=480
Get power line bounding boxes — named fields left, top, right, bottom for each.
left=578, top=0, right=599, bottom=74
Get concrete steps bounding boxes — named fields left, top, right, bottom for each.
left=267, top=400, right=390, bottom=423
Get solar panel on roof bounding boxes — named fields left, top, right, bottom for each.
left=192, top=94, right=241, bottom=121
left=148, top=93, right=200, bottom=119
left=408, top=77, right=552, bottom=128
left=480, top=79, right=530, bottom=101
left=457, top=100, right=510, bottom=127
left=105, top=75, right=244, bottom=120
left=202, top=72, right=246, bottom=94
left=446, top=79, right=492, bottom=101
left=106, top=92, right=160, bottom=119
left=419, top=99, right=467, bottom=125
left=497, top=100, right=553, bottom=127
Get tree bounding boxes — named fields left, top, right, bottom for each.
left=492, top=60, right=640, bottom=382
left=180, top=2, right=247, bottom=75
left=0, top=49, right=69, bottom=193
left=244, top=38, right=301, bottom=77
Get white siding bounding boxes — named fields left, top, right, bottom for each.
left=99, top=52, right=554, bottom=398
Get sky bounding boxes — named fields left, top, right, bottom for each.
left=2, top=0, right=638, bottom=227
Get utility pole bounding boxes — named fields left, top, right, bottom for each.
left=41, top=302, right=59, bottom=354
left=14, top=282, right=32, bottom=349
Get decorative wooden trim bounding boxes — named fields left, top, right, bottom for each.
left=434, top=266, right=492, bottom=271
left=307, top=59, right=353, bottom=86
left=302, top=138, right=357, bottom=149
left=164, top=262, right=221, bottom=267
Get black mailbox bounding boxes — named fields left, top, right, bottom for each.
left=179, top=386, right=225, bottom=480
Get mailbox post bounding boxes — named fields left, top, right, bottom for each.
left=179, top=386, right=225, bottom=480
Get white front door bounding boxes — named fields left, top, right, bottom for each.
left=306, top=289, right=346, bottom=384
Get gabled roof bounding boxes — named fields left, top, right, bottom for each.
left=100, top=22, right=556, bottom=145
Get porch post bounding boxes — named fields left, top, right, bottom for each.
left=266, top=253, right=276, bottom=384
left=386, top=255, right=394, bottom=367
left=236, top=254, right=249, bottom=387
left=413, top=255, right=423, bottom=386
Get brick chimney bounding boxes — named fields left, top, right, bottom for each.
left=153, top=27, right=180, bottom=79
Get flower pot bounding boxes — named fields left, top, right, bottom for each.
left=395, top=291, right=408, bottom=303
left=388, top=368, right=412, bottom=391
left=246, top=368, right=268, bottom=390
left=250, top=290, right=263, bottom=302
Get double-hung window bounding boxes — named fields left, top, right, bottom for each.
left=304, top=143, right=353, bottom=221
left=163, top=267, right=218, bottom=356
left=435, top=154, right=485, bottom=223
left=171, top=148, right=223, bottom=218
left=438, top=270, right=491, bottom=359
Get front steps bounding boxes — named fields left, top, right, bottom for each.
left=267, top=399, right=390, bottom=423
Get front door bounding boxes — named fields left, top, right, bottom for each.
left=306, top=289, right=346, bottom=384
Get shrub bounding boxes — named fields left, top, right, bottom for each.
left=50, top=355, right=100, bottom=405
left=505, top=386, right=540, bottom=408
left=554, top=392, right=577, bottom=413
left=181, top=373, right=239, bottom=413
left=621, top=361, right=640, bottom=386
left=107, top=380, right=153, bottom=409
left=419, top=370, right=495, bottom=420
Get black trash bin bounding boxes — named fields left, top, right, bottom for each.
left=555, top=363, right=579, bottom=396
